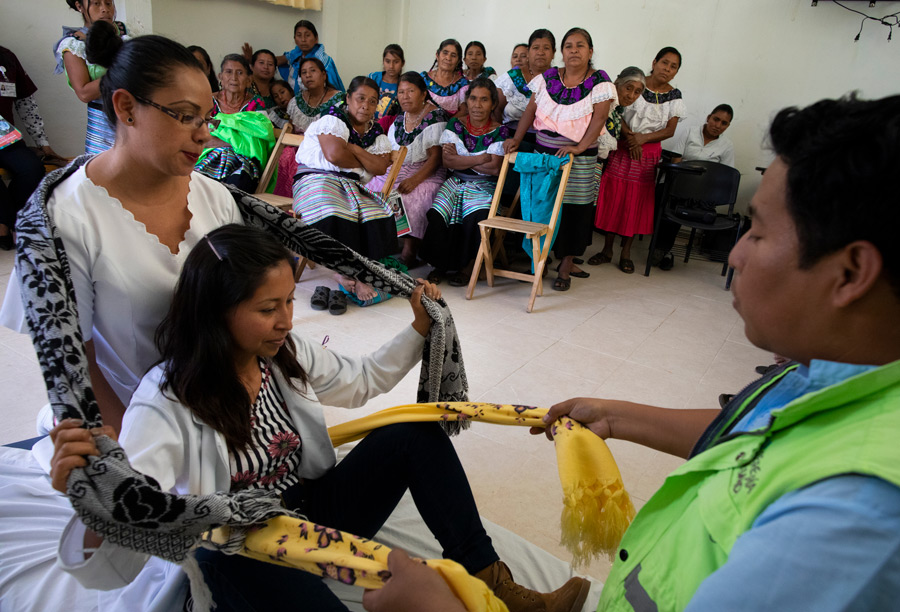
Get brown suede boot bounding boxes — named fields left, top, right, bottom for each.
left=474, top=560, right=591, bottom=612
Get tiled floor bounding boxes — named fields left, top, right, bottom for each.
left=0, top=236, right=771, bottom=582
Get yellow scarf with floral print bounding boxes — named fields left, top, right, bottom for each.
left=225, top=402, right=633, bottom=611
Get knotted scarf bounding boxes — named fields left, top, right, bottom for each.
left=12, top=156, right=469, bottom=568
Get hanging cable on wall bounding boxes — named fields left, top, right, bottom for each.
left=812, top=0, right=900, bottom=41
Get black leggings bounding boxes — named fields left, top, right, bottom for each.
left=0, top=140, right=44, bottom=229
left=196, top=423, right=498, bottom=611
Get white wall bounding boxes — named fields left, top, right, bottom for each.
left=6, top=0, right=900, bottom=207
left=395, top=0, right=900, bottom=209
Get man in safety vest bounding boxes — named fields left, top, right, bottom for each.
left=364, top=94, right=900, bottom=612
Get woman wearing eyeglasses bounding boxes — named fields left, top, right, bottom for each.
left=1, top=26, right=243, bottom=432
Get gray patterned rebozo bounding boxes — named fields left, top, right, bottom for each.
left=14, top=155, right=469, bottom=564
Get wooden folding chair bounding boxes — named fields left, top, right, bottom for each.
left=254, top=127, right=302, bottom=212
left=290, top=146, right=408, bottom=282
left=465, top=152, right=573, bottom=312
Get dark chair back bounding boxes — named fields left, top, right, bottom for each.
left=667, top=160, right=740, bottom=212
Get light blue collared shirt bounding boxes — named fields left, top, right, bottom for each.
left=685, top=360, right=900, bottom=611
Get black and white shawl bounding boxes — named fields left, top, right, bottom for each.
left=14, top=155, right=468, bottom=564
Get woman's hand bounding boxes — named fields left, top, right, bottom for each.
left=441, top=143, right=458, bottom=163
left=629, top=143, right=643, bottom=161
left=397, top=175, right=423, bottom=194
left=530, top=397, right=617, bottom=441
left=49, top=419, right=118, bottom=493
left=502, top=138, right=520, bottom=155
left=241, top=42, right=254, bottom=62
left=410, top=279, right=441, bottom=337
left=362, top=549, right=466, bottom=612
left=554, top=145, right=582, bottom=158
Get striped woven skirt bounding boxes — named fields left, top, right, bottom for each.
left=367, top=162, right=448, bottom=239
left=421, top=174, right=495, bottom=272
left=292, top=172, right=399, bottom=260
left=535, top=135, right=601, bottom=258
left=594, top=142, right=661, bottom=236
left=85, top=103, right=115, bottom=156
left=194, top=147, right=262, bottom=193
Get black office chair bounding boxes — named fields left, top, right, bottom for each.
left=645, top=160, right=742, bottom=287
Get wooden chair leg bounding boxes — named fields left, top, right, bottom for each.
left=527, top=235, right=543, bottom=312
left=294, top=255, right=309, bottom=282
left=481, top=226, right=496, bottom=287
left=466, top=233, right=488, bottom=300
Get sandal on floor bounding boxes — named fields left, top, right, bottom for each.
left=426, top=269, right=443, bottom=284
left=328, top=290, right=348, bottom=315
left=557, top=263, right=589, bottom=278
left=587, top=252, right=612, bottom=266
left=552, top=276, right=571, bottom=291
left=449, top=272, right=469, bottom=287
left=310, top=286, right=330, bottom=311
left=573, top=257, right=584, bottom=265
left=619, top=258, right=635, bottom=274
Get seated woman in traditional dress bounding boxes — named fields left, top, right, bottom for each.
left=463, top=41, right=497, bottom=82
left=368, top=44, right=405, bottom=128
left=593, top=46, right=685, bottom=274
left=292, top=76, right=400, bottom=304
left=194, top=54, right=274, bottom=193
left=272, top=57, right=345, bottom=197
left=367, top=71, right=450, bottom=266
left=509, top=43, right=528, bottom=70
left=421, top=39, right=469, bottom=117
left=503, top=27, right=615, bottom=291
left=422, top=78, right=510, bottom=286
left=246, top=20, right=345, bottom=95
left=50, top=225, right=589, bottom=612
left=247, top=48, right=278, bottom=110
left=55, top=10, right=127, bottom=155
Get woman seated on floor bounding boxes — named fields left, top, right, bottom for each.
left=272, top=57, right=344, bottom=197
left=292, top=76, right=402, bottom=307
left=50, top=224, right=589, bottom=612
left=367, top=71, right=449, bottom=267
left=421, top=77, right=510, bottom=286
left=194, top=54, right=274, bottom=193
left=421, top=39, right=469, bottom=117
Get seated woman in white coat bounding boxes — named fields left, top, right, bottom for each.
left=49, top=225, right=590, bottom=612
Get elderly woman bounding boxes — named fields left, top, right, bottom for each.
left=421, top=39, right=469, bottom=116
left=292, top=76, right=398, bottom=307
left=367, top=71, right=450, bottom=266
left=194, top=53, right=273, bottom=193
left=272, top=57, right=344, bottom=197
left=594, top=47, right=686, bottom=273
left=422, top=78, right=510, bottom=286
left=504, top=27, right=615, bottom=291
left=54, top=2, right=128, bottom=155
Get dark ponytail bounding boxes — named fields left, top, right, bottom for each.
left=88, top=25, right=203, bottom=126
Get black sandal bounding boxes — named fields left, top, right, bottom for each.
left=449, top=272, right=469, bottom=287
left=311, top=286, right=330, bottom=311
left=552, top=276, right=571, bottom=291
left=328, top=290, right=348, bottom=315
left=587, top=252, right=612, bottom=266
left=426, top=269, right=443, bottom=284
left=619, top=258, right=635, bottom=274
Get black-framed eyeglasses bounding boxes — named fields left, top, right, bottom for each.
left=133, top=95, right=220, bottom=131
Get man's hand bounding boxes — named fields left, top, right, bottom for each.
left=363, top=549, right=466, bottom=612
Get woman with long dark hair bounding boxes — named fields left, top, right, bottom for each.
left=247, top=48, right=279, bottom=109
left=421, top=39, right=469, bottom=116
left=51, top=224, right=590, bottom=612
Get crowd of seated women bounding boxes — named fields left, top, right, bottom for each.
left=46, top=5, right=739, bottom=307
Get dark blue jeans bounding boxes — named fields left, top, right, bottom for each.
left=196, top=423, right=498, bottom=611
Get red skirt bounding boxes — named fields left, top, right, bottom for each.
left=594, top=142, right=660, bottom=236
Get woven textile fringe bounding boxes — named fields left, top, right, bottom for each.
left=327, top=402, right=636, bottom=564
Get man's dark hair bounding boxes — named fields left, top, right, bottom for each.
left=770, top=93, right=900, bottom=294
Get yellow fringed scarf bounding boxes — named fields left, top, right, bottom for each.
left=329, top=402, right=635, bottom=564
left=221, top=402, right=634, bottom=611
